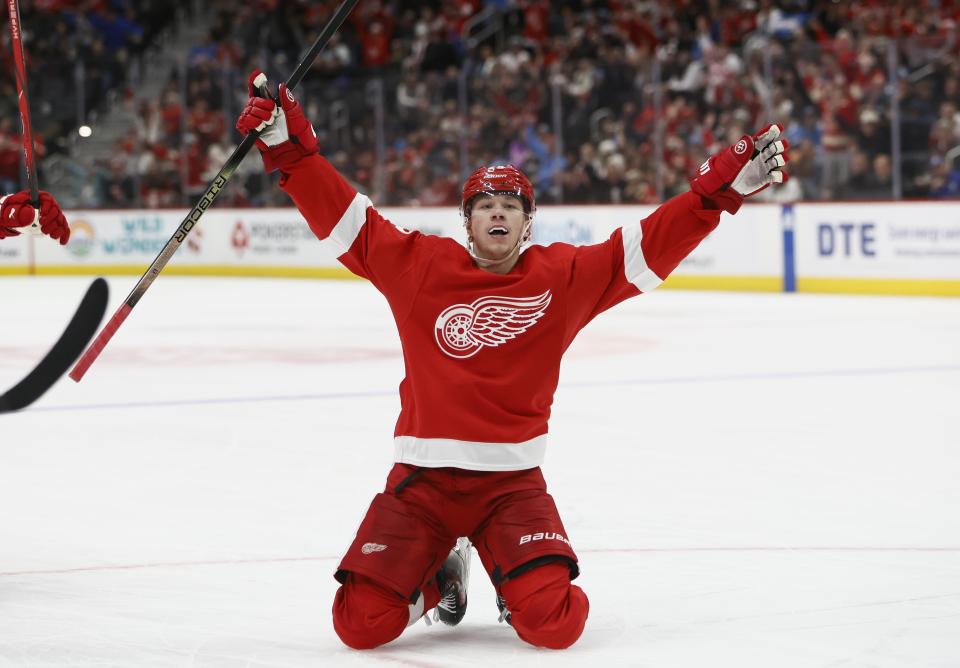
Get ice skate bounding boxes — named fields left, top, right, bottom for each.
left=434, top=537, right=472, bottom=626
left=496, top=593, right=512, bottom=626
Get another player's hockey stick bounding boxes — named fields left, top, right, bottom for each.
left=69, top=0, right=360, bottom=382
left=0, top=278, right=109, bottom=413
left=6, top=0, right=41, bottom=231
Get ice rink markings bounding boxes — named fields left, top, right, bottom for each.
left=20, top=363, right=960, bottom=414
left=3, top=546, right=957, bottom=579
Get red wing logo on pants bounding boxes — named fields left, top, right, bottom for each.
left=434, top=291, right=552, bottom=359
left=361, top=543, right=387, bottom=554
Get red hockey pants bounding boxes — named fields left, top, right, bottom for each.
left=333, top=562, right=588, bottom=650
left=331, top=465, right=589, bottom=649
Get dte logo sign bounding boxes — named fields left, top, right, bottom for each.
left=818, top=223, right=876, bottom=257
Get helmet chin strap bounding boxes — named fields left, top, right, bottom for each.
left=467, top=215, right=533, bottom=269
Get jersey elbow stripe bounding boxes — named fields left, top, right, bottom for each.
left=621, top=220, right=663, bottom=292
left=317, top=192, right=372, bottom=257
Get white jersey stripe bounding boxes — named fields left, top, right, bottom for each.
left=317, top=192, right=372, bottom=258
left=620, top=220, right=664, bottom=293
left=393, top=435, right=547, bottom=471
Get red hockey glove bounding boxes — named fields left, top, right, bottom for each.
left=690, top=124, right=790, bottom=214
left=235, top=70, right=318, bottom=173
left=0, top=191, right=70, bottom=245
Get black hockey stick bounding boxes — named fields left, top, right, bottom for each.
left=69, top=0, right=360, bottom=382
left=0, top=278, right=109, bottom=413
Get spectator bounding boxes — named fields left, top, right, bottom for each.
left=101, top=158, right=136, bottom=207
left=0, top=118, right=22, bottom=194
left=28, top=1, right=959, bottom=208
left=856, top=109, right=891, bottom=160
left=187, top=99, right=226, bottom=149
left=929, top=160, right=960, bottom=198
left=159, top=90, right=184, bottom=148
left=843, top=153, right=895, bottom=200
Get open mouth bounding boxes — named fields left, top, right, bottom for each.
left=488, top=226, right=509, bottom=236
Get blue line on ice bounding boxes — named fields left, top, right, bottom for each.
left=27, top=364, right=960, bottom=413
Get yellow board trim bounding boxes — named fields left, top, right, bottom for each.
left=797, top=277, right=960, bottom=297
left=0, top=265, right=361, bottom=280
left=3, top=267, right=959, bottom=296
left=661, top=275, right=783, bottom=292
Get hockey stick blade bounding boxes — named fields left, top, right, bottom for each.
left=0, top=278, right=109, bottom=413
left=67, top=0, right=360, bottom=383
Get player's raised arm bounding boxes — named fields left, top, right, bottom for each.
left=235, top=69, right=354, bottom=243
left=235, top=70, right=424, bottom=287
left=565, top=124, right=792, bottom=330
left=0, top=190, right=70, bottom=245
left=622, top=122, right=791, bottom=279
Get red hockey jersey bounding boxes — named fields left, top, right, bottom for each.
left=282, top=155, right=721, bottom=471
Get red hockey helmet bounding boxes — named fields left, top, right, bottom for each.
left=461, top=164, right=535, bottom=217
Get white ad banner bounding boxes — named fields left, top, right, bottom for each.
left=32, top=209, right=337, bottom=269
left=383, top=204, right=782, bottom=279
left=7, top=204, right=794, bottom=283
left=5, top=202, right=958, bottom=295
left=0, top=233, right=27, bottom=268
left=794, top=202, right=960, bottom=279
left=672, top=204, right=782, bottom=277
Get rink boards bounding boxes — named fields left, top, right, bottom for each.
left=1, top=202, right=958, bottom=296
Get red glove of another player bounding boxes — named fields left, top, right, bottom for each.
left=0, top=191, right=70, bottom=245
left=690, top=124, right=790, bottom=214
left=235, top=70, right=318, bottom=173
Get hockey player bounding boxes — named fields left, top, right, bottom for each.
left=235, top=70, right=789, bottom=650
left=0, top=191, right=71, bottom=244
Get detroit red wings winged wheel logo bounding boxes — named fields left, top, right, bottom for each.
left=434, top=291, right=552, bottom=359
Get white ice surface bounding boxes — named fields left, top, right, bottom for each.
left=1, top=276, right=958, bottom=667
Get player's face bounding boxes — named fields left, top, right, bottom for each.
left=467, top=194, right=528, bottom=259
